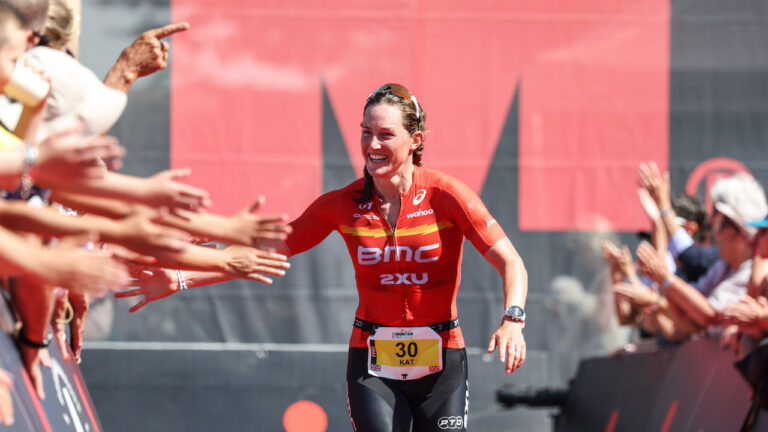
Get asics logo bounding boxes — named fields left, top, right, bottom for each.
left=406, top=208, right=433, bottom=219
left=413, top=189, right=427, bottom=205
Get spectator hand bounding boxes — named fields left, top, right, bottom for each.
left=112, top=208, right=191, bottom=257
left=38, top=234, right=130, bottom=296
left=222, top=245, right=290, bottom=283
left=108, top=22, right=190, bottom=92
left=225, top=196, right=292, bottom=246
left=722, top=295, right=768, bottom=328
left=145, top=168, right=212, bottom=211
left=602, top=241, right=638, bottom=282
left=487, top=318, right=526, bottom=374
left=50, top=288, right=71, bottom=362
left=114, top=267, right=179, bottom=313
left=638, top=161, right=671, bottom=210
left=35, top=130, right=125, bottom=187
left=638, top=188, right=661, bottom=221
left=613, top=280, right=657, bottom=309
left=720, top=324, right=742, bottom=356
left=636, top=241, right=671, bottom=283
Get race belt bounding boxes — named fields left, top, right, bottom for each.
left=353, top=317, right=459, bottom=334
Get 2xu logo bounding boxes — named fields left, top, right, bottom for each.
left=438, top=416, right=464, bottom=430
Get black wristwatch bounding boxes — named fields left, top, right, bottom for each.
left=17, top=327, right=53, bottom=349
left=504, top=305, right=526, bottom=327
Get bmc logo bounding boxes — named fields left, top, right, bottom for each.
left=413, top=189, right=427, bottom=205
left=380, top=272, right=428, bottom=285
left=406, top=208, right=434, bottom=219
left=437, top=416, right=464, bottom=430
left=357, top=244, right=439, bottom=265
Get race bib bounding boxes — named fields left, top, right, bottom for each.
left=367, top=326, right=442, bottom=380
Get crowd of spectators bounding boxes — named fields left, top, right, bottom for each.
left=0, top=0, right=295, bottom=425
left=603, top=160, right=768, bottom=423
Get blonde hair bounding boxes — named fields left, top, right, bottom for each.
left=43, top=0, right=76, bottom=51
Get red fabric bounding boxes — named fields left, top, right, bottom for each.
left=171, top=0, right=669, bottom=232
left=286, top=167, right=506, bottom=348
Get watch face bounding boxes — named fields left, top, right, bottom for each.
left=506, top=306, right=524, bottom=319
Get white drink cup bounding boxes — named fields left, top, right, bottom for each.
left=3, top=61, right=50, bottom=107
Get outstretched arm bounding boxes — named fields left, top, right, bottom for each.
left=484, top=237, right=528, bottom=375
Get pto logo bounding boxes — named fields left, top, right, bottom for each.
left=438, top=416, right=464, bottom=429
left=406, top=208, right=434, bottom=219
left=413, top=189, right=427, bottom=205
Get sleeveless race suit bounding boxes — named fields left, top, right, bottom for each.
left=285, top=166, right=506, bottom=432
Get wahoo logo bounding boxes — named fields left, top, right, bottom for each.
left=406, top=208, right=434, bottom=219
left=413, top=189, right=427, bottom=205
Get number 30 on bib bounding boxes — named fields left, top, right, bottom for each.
left=367, top=326, right=443, bottom=380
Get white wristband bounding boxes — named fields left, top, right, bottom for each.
left=176, top=270, right=188, bottom=291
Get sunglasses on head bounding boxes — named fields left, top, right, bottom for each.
left=367, top=83, right=422, bottom=120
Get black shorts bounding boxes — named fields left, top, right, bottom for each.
left=346, top=347, right=469, bottom=432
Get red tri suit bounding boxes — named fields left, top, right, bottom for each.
left=285, top=167, right=506, bottom=349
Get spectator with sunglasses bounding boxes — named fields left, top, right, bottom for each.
left=631, top=174, right=767, bottom=340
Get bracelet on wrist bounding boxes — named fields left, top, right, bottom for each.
left=17, top=327, right=52, bottom=349
left=176, top=270, right=188, bottom=291
left=20, top=142, right=38, bottom=200
left=659, top=208, right=672, bottom=217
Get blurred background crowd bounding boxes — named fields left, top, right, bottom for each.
left=0, top=0, right=296, bottom=425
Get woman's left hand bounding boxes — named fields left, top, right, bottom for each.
left=487, top=318, right=526, bottom=374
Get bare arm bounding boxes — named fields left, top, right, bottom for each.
left=50, top=169, right=211, bottom=211
left=105, top=23, right=190, bottom=93
left=484, top=237, right=527, bottom=375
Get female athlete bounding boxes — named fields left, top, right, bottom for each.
left=279, top=83, right=528, bottom=431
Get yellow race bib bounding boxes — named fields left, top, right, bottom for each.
left=368, top=326, right=443, bottom=380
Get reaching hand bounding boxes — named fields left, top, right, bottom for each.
left=226, top=196, right=292, bottom=246
left=115, top=267, right=179, bottom=313
left=222, top=245, right=291, bottom=283
left=35, top=130, right=125, bottom=187
left=37, top=235, right=130, bottom=296
left=112, top=208, right=191, bottom=257
left=144, top=168, right=212, bottom=211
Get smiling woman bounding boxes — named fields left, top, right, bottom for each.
left=253, top=83, right=530, bottom=432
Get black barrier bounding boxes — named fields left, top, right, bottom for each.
left=548, top=339, right=752, bottom=432
left=0, top=298, right=103, bottom=432
left=81, top=345, right=552, bottom=432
